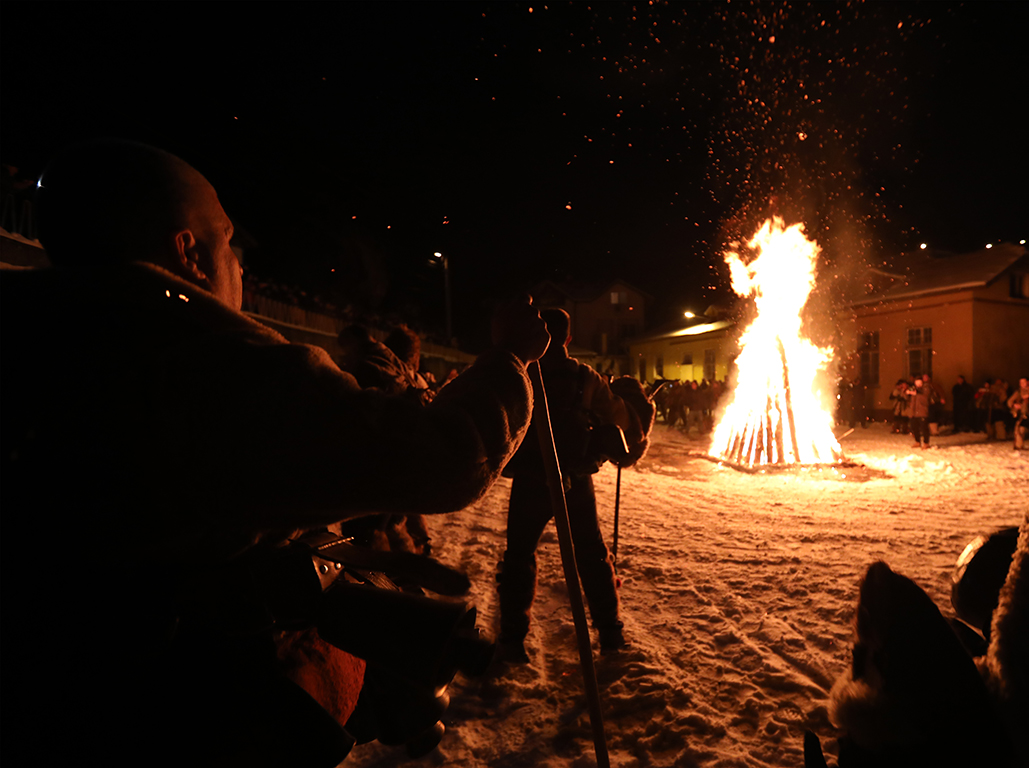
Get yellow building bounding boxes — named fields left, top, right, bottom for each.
left=848, top=243, right=1029, bottom=418
left=628, top=314, right=737, bottom=384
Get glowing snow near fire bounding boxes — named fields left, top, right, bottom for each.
left=711, top=217, right=841, bottom=467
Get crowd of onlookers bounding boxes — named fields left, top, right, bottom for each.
left=647, top=371, right=1028, bottom=452
left=240, top=267, right=453, bottom=348
left=648, top=379, right=727, bottom=436
left=887, top=374, right=1028, bottom=450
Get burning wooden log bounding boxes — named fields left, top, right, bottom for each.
left=709, top=217, right=842, bottom=469
left=777, top=336, right=802, bottom=463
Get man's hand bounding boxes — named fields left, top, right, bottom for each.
left=492, top=296, right=550, bottom=364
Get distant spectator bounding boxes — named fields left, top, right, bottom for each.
left=1007, top=377, right=1028, bottom=451
left=906, top=378, right=932, bottom=449
left=975, top=379, right=995, bottom=434
left=686, top=381, right=704, bottom=435
left=666, top=381, right=687, bottom=429
left=923, top=373, right=945, bottom=435
left=990, top=379, right=1010, bottom=440
left=952, top=375, right=975, bottom=433
left=889, top=378, right=910, bottom=434
left=851, top=375, right=869, bottom=428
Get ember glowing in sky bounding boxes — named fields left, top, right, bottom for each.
left=2, top=1, right=1023, bottom=327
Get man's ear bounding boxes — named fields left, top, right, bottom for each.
left=173, top=229, right=208, bottom=282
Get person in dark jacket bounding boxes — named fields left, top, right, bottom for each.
left=975, top=379, right=995, bottom=434
left=906, top=378, right=932, bottom=449
left=496, top=309, right=652, bottom=661
left=923, top=374, right=946, bottom=434
left=0, top=140, right=550, bottom=767
left=952, top=375, right=975, bottom=433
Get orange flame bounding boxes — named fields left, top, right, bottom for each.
left=710, top=217, right=841, bottom=467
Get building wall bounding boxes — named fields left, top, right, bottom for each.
left=629, top=331, right=735, bottom=384
left=568, top=281, right=646, bottom=355
left=972, top=278, right=1029, bottom=386
left=852, top=291, right=975, bottom=416
left=850, top=274, right=1029, bottom=418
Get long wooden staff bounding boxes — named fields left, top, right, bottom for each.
left=528, top=362, right=611, bottom=768
left=611, top=465, right=622, bottom=572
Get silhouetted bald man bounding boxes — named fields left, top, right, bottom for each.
left=0, top=141, right=549, bottom=766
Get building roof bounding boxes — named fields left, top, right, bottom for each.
left=0, top=226, right=49, bottom=269
left=633, top=318, right=735, bottom=344
left=852, top=242, right=1026, bottom=306
left=531, top=277, right=655, bottom=305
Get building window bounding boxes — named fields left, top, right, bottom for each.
left=859, top=331, right=879, bottom=386
left=655, top=355, right=664, bottom=378
left=638, top=357, right=647, bottom=382
left=681, top=352, right=693, bottom=366
left=703, top=349, right=717, bottom=382
left=1011, top=272, right=1029, bottom=299
left=906, top=326, right=932, bottom=379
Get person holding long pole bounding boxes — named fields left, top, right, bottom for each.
left=496, top=309, right=652, bottom=662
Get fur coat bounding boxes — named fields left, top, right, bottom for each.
left=809, top=516, right=1028, bottom=767
left=0, top=262, right=534, bottom=766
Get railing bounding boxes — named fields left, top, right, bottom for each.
left=242, top=292, right=346, bottom=336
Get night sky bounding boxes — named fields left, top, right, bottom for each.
left=2, top=1, right=1026, bottom=343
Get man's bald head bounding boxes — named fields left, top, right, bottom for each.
left=36, top=140, right=242, bottom=308
left=37, top=140, right=209, bottom=267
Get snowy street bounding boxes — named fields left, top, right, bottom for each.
left=350, top=423, right=1026, bottom=768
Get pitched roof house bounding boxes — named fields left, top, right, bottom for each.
left=847, top=242, right=1029, bottom=417
left=532, top=278, right=652, bottom=375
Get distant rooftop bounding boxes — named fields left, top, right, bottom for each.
left=852, top=242, right=1027, bottom=306
left=532, top=277, right=655, bottom=305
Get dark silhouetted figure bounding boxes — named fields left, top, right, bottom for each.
left=0, top=140, right=549, bottom=767
left=496, top=308, right=652, bottom=661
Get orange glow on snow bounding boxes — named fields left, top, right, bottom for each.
left=710, top=217, right=841, bottom=467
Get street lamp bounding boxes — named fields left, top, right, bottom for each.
left=433, top=251, right=452, bottom=343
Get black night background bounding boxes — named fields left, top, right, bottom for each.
left=2, top=1, right=1026, bottom=348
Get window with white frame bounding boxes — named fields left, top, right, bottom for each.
left=703, top=349, right=717, bottom=381
left=906, top=326, right=932, bottom=379
left=859, top=331, right=880, bottom=386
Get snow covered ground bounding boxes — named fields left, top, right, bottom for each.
left=348, top=422, right=1027, bottom=768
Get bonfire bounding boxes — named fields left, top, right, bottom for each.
left=710, top=217, right=842, bottom=467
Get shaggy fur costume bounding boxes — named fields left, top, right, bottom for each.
left=809, top=545, right=1024, bottom=767
left=979, top=516, right=1029, bottom=764
left=0, top=262, right=534, bottom=766
left=609, top=374, right=656, bottom=467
